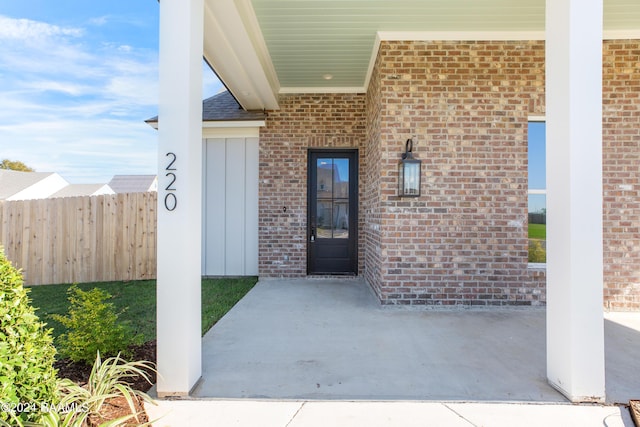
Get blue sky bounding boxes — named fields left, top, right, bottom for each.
left=0, top=1, right=222, bottom=183
left=0, top=0, right=548, bottom=207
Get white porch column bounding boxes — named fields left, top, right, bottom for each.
left=157, top=0, right=204, bottom=396
left=546, top=0, right=605, bottom=402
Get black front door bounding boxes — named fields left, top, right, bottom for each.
left=308, top=150, right=358, bottom=274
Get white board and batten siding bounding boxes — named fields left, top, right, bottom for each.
left=202, top=131, right=259, bottom=276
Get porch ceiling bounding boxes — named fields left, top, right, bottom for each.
left=203, top=0, right=640, bottom=110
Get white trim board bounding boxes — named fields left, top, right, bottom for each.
left=148, top=121, right=265, bottom=131
left=202, top=121, right=265, bottom=129
left=202, top=126, right=262, bottom=139
left=279, top=87, right=365, bottom=94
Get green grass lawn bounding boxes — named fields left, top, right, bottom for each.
left=28, top=277, right=257, bottom=343
left=528, top=223, right=547, bottom=240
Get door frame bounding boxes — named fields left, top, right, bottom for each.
left=307, top=148, right=359, bottom=275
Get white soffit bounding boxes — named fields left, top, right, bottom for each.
left=203, top=0, right=280, bottom=110
left=208, top=1, right=640, bottom=99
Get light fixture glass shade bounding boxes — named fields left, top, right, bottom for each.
left=398, top=159, right=421, bottom=197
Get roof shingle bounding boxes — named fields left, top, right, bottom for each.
left=146, top=90, right=266, bottom=124
left=108, top=175, right=157, bottom=193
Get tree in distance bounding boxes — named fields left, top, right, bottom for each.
left=0, top=159, right=34, bottom=172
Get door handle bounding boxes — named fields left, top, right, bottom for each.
left=310, top=227, right=316, bottom=242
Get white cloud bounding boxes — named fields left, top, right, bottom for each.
left=0, top=15, right=83, bottom=40
left=89, top=16, right=109, bottom=26
left=22, top=80, right=91, bottom=96
left=106, top=74, right=158, bottom=105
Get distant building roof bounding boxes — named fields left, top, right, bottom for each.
left=146, top=90, right=267, bottom=125
left=49, top=184, right=114, bottom=198
left=0, top=170, right=67, bottom=200
left=108, top=175, right=157, bottom=193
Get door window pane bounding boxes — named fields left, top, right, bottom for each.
left=317, top=159, right=333, bottom=197
left=333, top=201, right=349, bottom=239
left=317, top=200, right=332, bottom=238
left=333, top=158, right=349, bottom=198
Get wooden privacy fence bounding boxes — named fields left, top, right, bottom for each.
left=0, top=193, right=157, bottom=286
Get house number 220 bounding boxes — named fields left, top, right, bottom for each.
left=164, top=152, right=177, bottom=211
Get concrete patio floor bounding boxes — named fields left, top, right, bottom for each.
left=191, top=278, right=640, bottom=404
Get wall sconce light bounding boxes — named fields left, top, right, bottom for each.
left=398, top=138, right=421, bottom=197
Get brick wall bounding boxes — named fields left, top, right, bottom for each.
left=603, top=40, right=640, bottom=310
left=365, top=41, right=546, bottom=306
left=259, top=94, right=366, bottom=276
left=363, top=48, right=385, bottom=298
left=257, top=40, right=639, bottom=310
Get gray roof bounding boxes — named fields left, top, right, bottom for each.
left=146, top=90, right=266, bottom=124
left=0, top=170, right=57, bottom=200
left=108, top=175, right=157, bottom=193
left=49, top=184, right=111, bottom=198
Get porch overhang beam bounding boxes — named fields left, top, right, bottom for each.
left=203, top=0, right=280, bottom=111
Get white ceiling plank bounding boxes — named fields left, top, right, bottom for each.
left=203, top=0, right=640, bottom=99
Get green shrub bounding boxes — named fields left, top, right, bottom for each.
left=0, top=248, right=59, bottom=425
left=528, top=240, right=547, bottom=263
left=53, top=286, right=140, bottom=364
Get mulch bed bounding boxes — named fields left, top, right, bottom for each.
left=86, top=395, right=149, bottom=427
left=54, top=340, right=157, bottom=425
left=55, top=340, right=157, bottom=392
